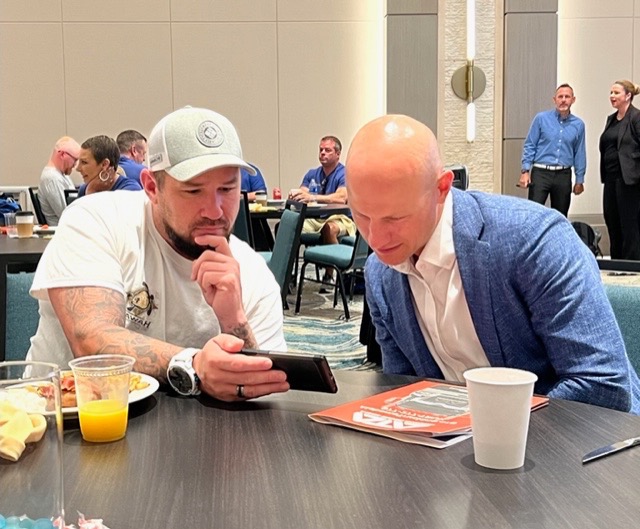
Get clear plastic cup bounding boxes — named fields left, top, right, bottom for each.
left=69, top=355, right=135, bottom=443
left=3, top=212, right=17, bottom=237
left=0, top=361, right=65, bottom=526
left=15, top=211, right=34, bottom=238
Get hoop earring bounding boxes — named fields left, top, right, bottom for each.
left=99, top=169, right=109, bottom=182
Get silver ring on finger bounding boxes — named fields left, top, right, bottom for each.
left=236, top=384, right=245, bottom=399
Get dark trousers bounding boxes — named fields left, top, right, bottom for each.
left=603, top=179, right=640, bottom=260
left=527, top=167, right=572, bottom=216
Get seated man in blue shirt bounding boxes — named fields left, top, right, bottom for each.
left=347, top=113, right=640, bottom=414
left=116, top=129, right=148, bottom=185
left=241, top=163, right=267, bottom=200
left=519, top=84, right=586, bottom=217
left=290, top=136, right=355, bottom=285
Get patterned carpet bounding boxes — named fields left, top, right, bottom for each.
left=282, top=284, right=377, bottom=371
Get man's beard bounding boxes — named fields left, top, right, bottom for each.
left=164, top=220, right=230, bottom=260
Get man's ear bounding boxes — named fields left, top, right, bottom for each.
left=141, top=169, right=158, bottom=200
left=437, top=170, right=454, bottom=196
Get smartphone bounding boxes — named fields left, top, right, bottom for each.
left=242, top=349, right=338, bottom=393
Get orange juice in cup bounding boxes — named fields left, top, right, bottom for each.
left=69, top=354, right=135, bottom=443
left=78, top=399, right=129, bottom=442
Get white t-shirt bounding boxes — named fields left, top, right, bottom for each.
left=26, top=191, right=286, bottom=367
left=38, top=166, right=76, bottom=226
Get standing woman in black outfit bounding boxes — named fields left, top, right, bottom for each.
left=600, top=79, right=640, bottom=259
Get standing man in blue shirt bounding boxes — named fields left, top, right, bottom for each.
left=116, top=129, right=148, bottom=185
left=519, top=84, right=586, bottom=217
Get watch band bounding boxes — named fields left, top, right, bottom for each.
left=167, top=347, right=201, bottom=396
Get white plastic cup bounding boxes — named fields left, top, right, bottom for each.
left=463, top=367, right=538, bottom=470
left=254, top=192, right=268, bottom=206
left=15, top=211, right=34, bottom=238
left=3, top=212, right=17, bottom=237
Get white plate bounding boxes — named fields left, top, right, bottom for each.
left=63, top=373, right=159, bottom=415
left=307, top=203, right=328, bottom=209
left=34, top=225, right=57, bottom=233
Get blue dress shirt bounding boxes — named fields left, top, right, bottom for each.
left=118, top=156, right=146, bottom=186
left=522, top=110, right=587, bottom=184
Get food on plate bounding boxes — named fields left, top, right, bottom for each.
left=0, top=401, right=47, bottom=461
left=34, top=370, right=151, bottom=409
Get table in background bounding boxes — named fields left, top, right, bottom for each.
left=6, top=371, right=639, bottom=528
left=250, top=203, right=352, bottom=251
left=0, top=235, right=50, bottom=360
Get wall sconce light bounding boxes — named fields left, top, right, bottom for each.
left=451, top=0, right=486, bottom=142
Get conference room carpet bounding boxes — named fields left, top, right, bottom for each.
left=283, top=288, right=377, bottom=371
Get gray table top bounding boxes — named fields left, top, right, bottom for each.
left=4, top=370, right=640, bottom=528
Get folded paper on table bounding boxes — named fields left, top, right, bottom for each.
left=309, top=380, right=549, bottom=449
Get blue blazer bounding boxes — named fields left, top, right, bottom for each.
left=366, top=189, right=640, bottom=414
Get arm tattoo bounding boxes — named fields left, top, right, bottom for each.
left=226, top=321, right=258, bottom=349
left=49, top=286, right=179, bottom=382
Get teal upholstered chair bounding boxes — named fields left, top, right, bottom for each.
left=259, top=200, right=307, bottom=309
left=232, top=191, right=255, bottom=248
left=295, top=232, right=369, bottom=320
left=5, top=272, right=39, bottom=361
left=604, top=284, right=640, bottom=376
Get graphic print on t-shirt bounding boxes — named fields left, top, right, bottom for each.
left=126, top=282, right=157, bottom=329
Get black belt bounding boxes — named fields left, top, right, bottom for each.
left=532, top=163, right=571, bottom=171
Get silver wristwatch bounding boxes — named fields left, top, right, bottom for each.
left=167, top=348, right=201, bottom=396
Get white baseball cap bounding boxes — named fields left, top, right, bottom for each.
left=148, top=106, right=256, bottom=181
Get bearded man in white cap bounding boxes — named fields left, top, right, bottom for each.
left=27, top=107, right=289, bottom=402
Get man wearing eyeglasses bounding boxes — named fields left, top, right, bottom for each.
left=38, top=136, right=81, bottom=225
left=116, top=129, right=148, bottom=185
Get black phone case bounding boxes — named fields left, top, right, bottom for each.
left=242, top=349, right=338, bottom=393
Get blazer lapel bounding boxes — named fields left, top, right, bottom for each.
left=451, top=190, right=505, bottom=367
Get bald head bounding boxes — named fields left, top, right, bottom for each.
left=345, top=115, right=452, bottom=265
left=347, top=115, right=442, bottom=195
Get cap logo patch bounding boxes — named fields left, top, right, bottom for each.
left=149, top=153, right=163, bottom=166
left=197, top=120, right=223, bottom=148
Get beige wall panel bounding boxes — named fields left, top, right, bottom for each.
left=171, top=23, right=280, bottom=189
left=277, top=21, right=382, bottom=193
left=386, top=0, right=437, bottom=15
left=503, top=13, right=557, bottom=139
left=278, top=0, right=378, bottom=21
left=558, top=17, right=634, bottom=216
left=171, top=0, right=275, bottom=22
left=636, top=0, right=640, bottom=16
left=502, top=139, right=526, bottom=197
left=0, top=0, right=61, bottom=22
left=63, top=23, right=173, bottom=146
left=386, top=14, right=437, bottom=131
left=62, top=0, right=170, bottom=22
left=0, top=23, right=66, bottom=186
left=634, top=18, right=640, bottom=77
left=559, top=0, right=633, bottom=18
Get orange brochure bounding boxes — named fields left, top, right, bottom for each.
left=310, top=380, right=549, bottom=449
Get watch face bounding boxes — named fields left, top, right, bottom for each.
left=168, top=366, right=193, bottom=395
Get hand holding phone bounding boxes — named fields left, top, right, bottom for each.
left=242, top=349, right=338, bottom=393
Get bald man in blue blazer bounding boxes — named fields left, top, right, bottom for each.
left=347, top=114, right=640, bottom=414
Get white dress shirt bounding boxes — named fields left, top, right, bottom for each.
left=392, top=193, right=489, bottom=381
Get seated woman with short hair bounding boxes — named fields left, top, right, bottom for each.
left=77, top=135, right=142, bottom=197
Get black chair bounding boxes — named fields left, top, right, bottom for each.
left=446, top=164, right=469, bottom=190
left=295, top=231, right=369, bottom=320
left=64, top=188, right=79, bottom=206
left=28, top=187, right=47, bottom=225
left=258, top=200, right=307, bottom=309
left=232, top=191, right=255, bottom=248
